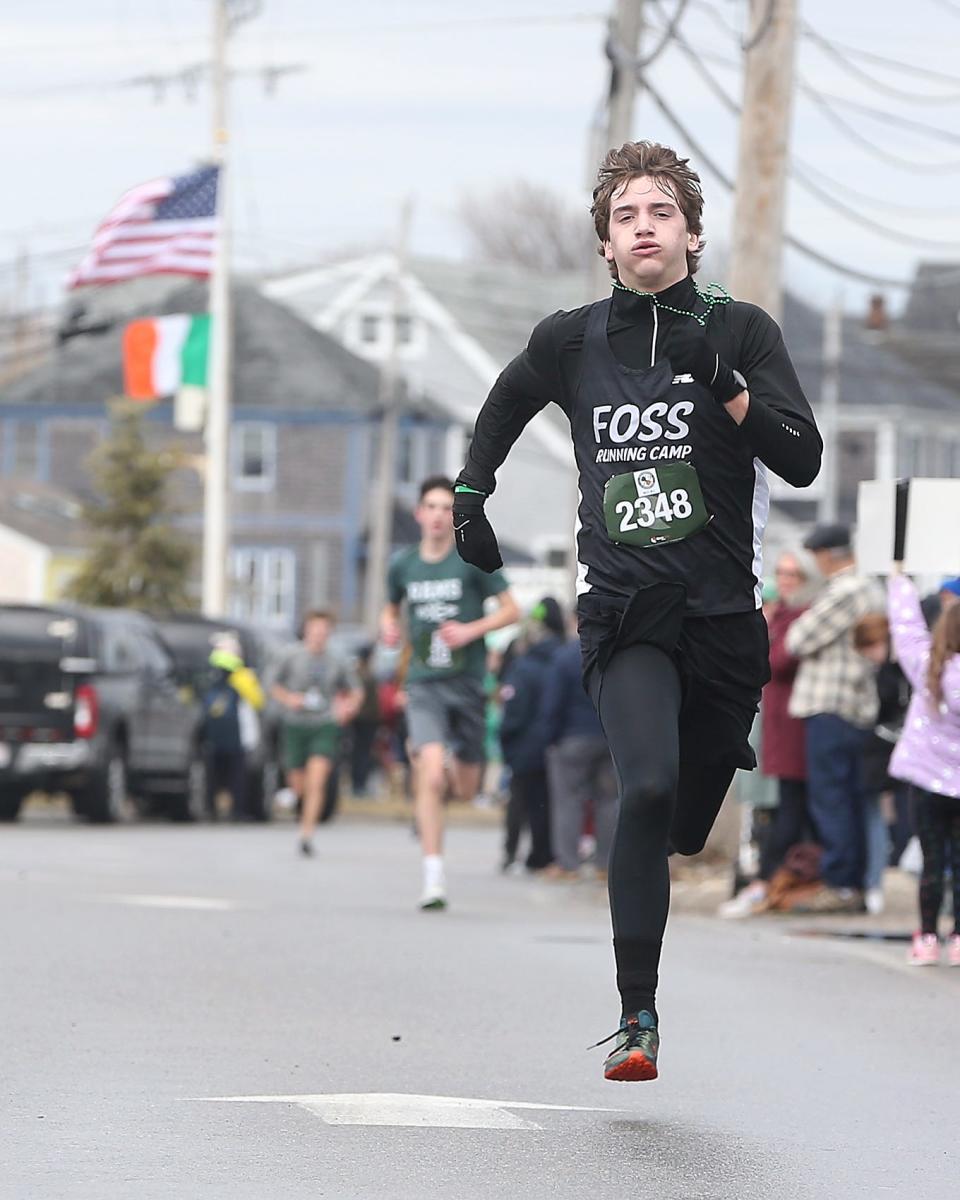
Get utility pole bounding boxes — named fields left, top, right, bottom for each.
left=590, top=0, right=645, bottom=298
left=202, top=0, right=233, bottom=616
left=728, top=0, right=798, bottom=323
left=362, top=199, right=414, bottom=632
left=817, top=295, right=843, bottom=522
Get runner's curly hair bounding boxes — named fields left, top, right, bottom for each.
left=591, top=141, right=705, bottom=274
left=927, top=603, right=960, bottom=709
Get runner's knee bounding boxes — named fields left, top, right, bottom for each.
left=618, top=762, right=677, bottom=827
left=670, top=829, right=708, bottom=856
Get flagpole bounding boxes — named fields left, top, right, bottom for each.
left=202, top=0, right=231, bottom=616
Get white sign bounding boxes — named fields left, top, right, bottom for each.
left=857, top=478, right=960, bottom=575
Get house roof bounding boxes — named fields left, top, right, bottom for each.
left=780, top=289, right=960, bottom=418
left=876, top=261, right=960, bottom=398
left=0, top=277, right=448, bottom=422
left=0, top=479, right=87, bottom=550
left=265, top=253, right=960, bottom=424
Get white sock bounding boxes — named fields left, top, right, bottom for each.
left=423, top=855, right=445, bottom=891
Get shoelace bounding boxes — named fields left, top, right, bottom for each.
left=588, top=1017, right=654, bottom=1052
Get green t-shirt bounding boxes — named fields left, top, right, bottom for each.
left=387, top=545, right=508, bottom=682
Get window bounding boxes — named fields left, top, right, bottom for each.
left=232, top=423, right=276, bottom=492
left=5, top=420, right=40, bottom=478
left=395, top=313, right=413, bottom=345
left=230, top=548, right=297, bottom=630
left=103, top=629, right=142, bottom=674
left=135, top=631, right=173, bottom=678
left=360, top=314, right=380, bottom=344
left=397, top=428, right=414, bottom=484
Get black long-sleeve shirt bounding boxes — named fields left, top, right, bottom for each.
left=458, top=275, right=822, bottom=614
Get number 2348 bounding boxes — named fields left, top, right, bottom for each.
left=616, top=489, right=693, bottom=532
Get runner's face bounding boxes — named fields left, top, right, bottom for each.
left=416, top=488, right=454, bottom=540
left=303, top=617, right=330, bottom=653
left=603, top=176, right=698, bottom=292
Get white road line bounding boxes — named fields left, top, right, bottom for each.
left=105, top=894, right=241, bottom=912
left=201, top=1093, right=623, bottom=1130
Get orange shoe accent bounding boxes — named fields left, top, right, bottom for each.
left=604, top=1050, right=658, bottom=1082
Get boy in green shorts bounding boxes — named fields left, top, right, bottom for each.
left=381, top=476, right=519, bottom=909
left=272, top=610, right=362, bottom=856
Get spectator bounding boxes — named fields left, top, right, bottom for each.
left=500, top=598, right=565, bottom=873
left=887, top=567, right=960, bottom=966
left=540, top=617, right=618, bottom=882
left=200, top=635, right=265, bottom=821
left=721, top=549, right=818, bottom=917
left=853, top=614, right=910, bottom=915
left=350, top=646, right=381, bottom=798
left=920, top=575, right=960, bottom=628
left=786, top=523, right=882, bottom=912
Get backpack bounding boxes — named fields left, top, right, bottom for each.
left=201, top=678, right=242, bottom=750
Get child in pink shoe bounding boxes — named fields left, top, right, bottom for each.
left=887, top=568, right=960, bottom=966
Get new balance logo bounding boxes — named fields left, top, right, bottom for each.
left=671, top=373, right=695, bottom=385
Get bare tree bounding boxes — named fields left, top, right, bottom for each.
left=460, top=181, right=594, bottom=272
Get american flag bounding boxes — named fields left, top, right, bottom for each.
left=68, top=164, right=219, bottom=289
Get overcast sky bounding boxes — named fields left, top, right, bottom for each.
left=3, top=0, right=959, bottom=319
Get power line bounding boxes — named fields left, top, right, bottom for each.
left=661, top=30, right=960, bottom=249
left=801, top=86, right=960, bottom=147
left=741, top=0, right=776, bottom=52
left=803, top=88, right=960, bottom=172
left=791, top=159, right=959, bottom=219
left=636, top=0, right=690, bottom=68
left=802, top=32, right=960, bottom=87
left=802, top=25, right=960, bottom=104
left=638, top=78, right=925, bottom=289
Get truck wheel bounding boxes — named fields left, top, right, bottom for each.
left=84, top=745, right=130, bottom=824
left=170, top=749, right=208, bottom=822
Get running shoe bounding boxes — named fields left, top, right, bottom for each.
left=946, top=933, right=960, bottom=968
left=299, top=839, right=314, bottom=858
left=593, top=1011, right=660, bottom=1082
left=419, top=884, right=447, bottom=911
left=908, top=932, right=940, bottom=966
left=717, top=880, right=768, bottom=919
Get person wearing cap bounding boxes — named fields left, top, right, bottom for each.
left=921, top=577, right=960, bottom=628
left=200, top=636, right=265, bottom=821
left=785, top=523, right=884, bottom=912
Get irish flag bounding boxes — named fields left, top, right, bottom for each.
left=122, top=313, right=210, bottom=400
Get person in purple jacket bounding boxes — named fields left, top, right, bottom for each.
left=887, top=566, right=960, bottom=967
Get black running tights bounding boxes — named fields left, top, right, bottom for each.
left=589, top=644, right=736, bottom=1019
left=912, top=785, right=960, bottom=935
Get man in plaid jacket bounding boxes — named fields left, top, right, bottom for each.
left=786, top=523, right=883, bottom=910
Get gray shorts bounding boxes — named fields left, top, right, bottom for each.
left=405, top=676, right=486, bottom=764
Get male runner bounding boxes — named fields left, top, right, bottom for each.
left=272, top=610, right=362, bottom=857
left=381, top=475, right=519, bottom=910
left=452, top=142, right=821, bottom=1080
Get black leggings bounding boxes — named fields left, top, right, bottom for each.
left=912, top=786, right=960, bottom=935
left=589, top=644, right=735, bottom=1019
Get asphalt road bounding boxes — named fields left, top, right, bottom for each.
left=2, top=810, right=958, bottom=1200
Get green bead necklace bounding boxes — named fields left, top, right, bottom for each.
left=611, top=279, right=733, bottom=327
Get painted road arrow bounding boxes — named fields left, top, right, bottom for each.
left=202, top=1093, right=623, bottom=1130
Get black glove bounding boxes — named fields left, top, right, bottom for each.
left=666, top=319, right=747, bottom=405
left=452, top=489, right=503, bottom=573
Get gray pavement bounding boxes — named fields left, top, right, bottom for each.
left=2, top=810, right=958, bottom=1200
